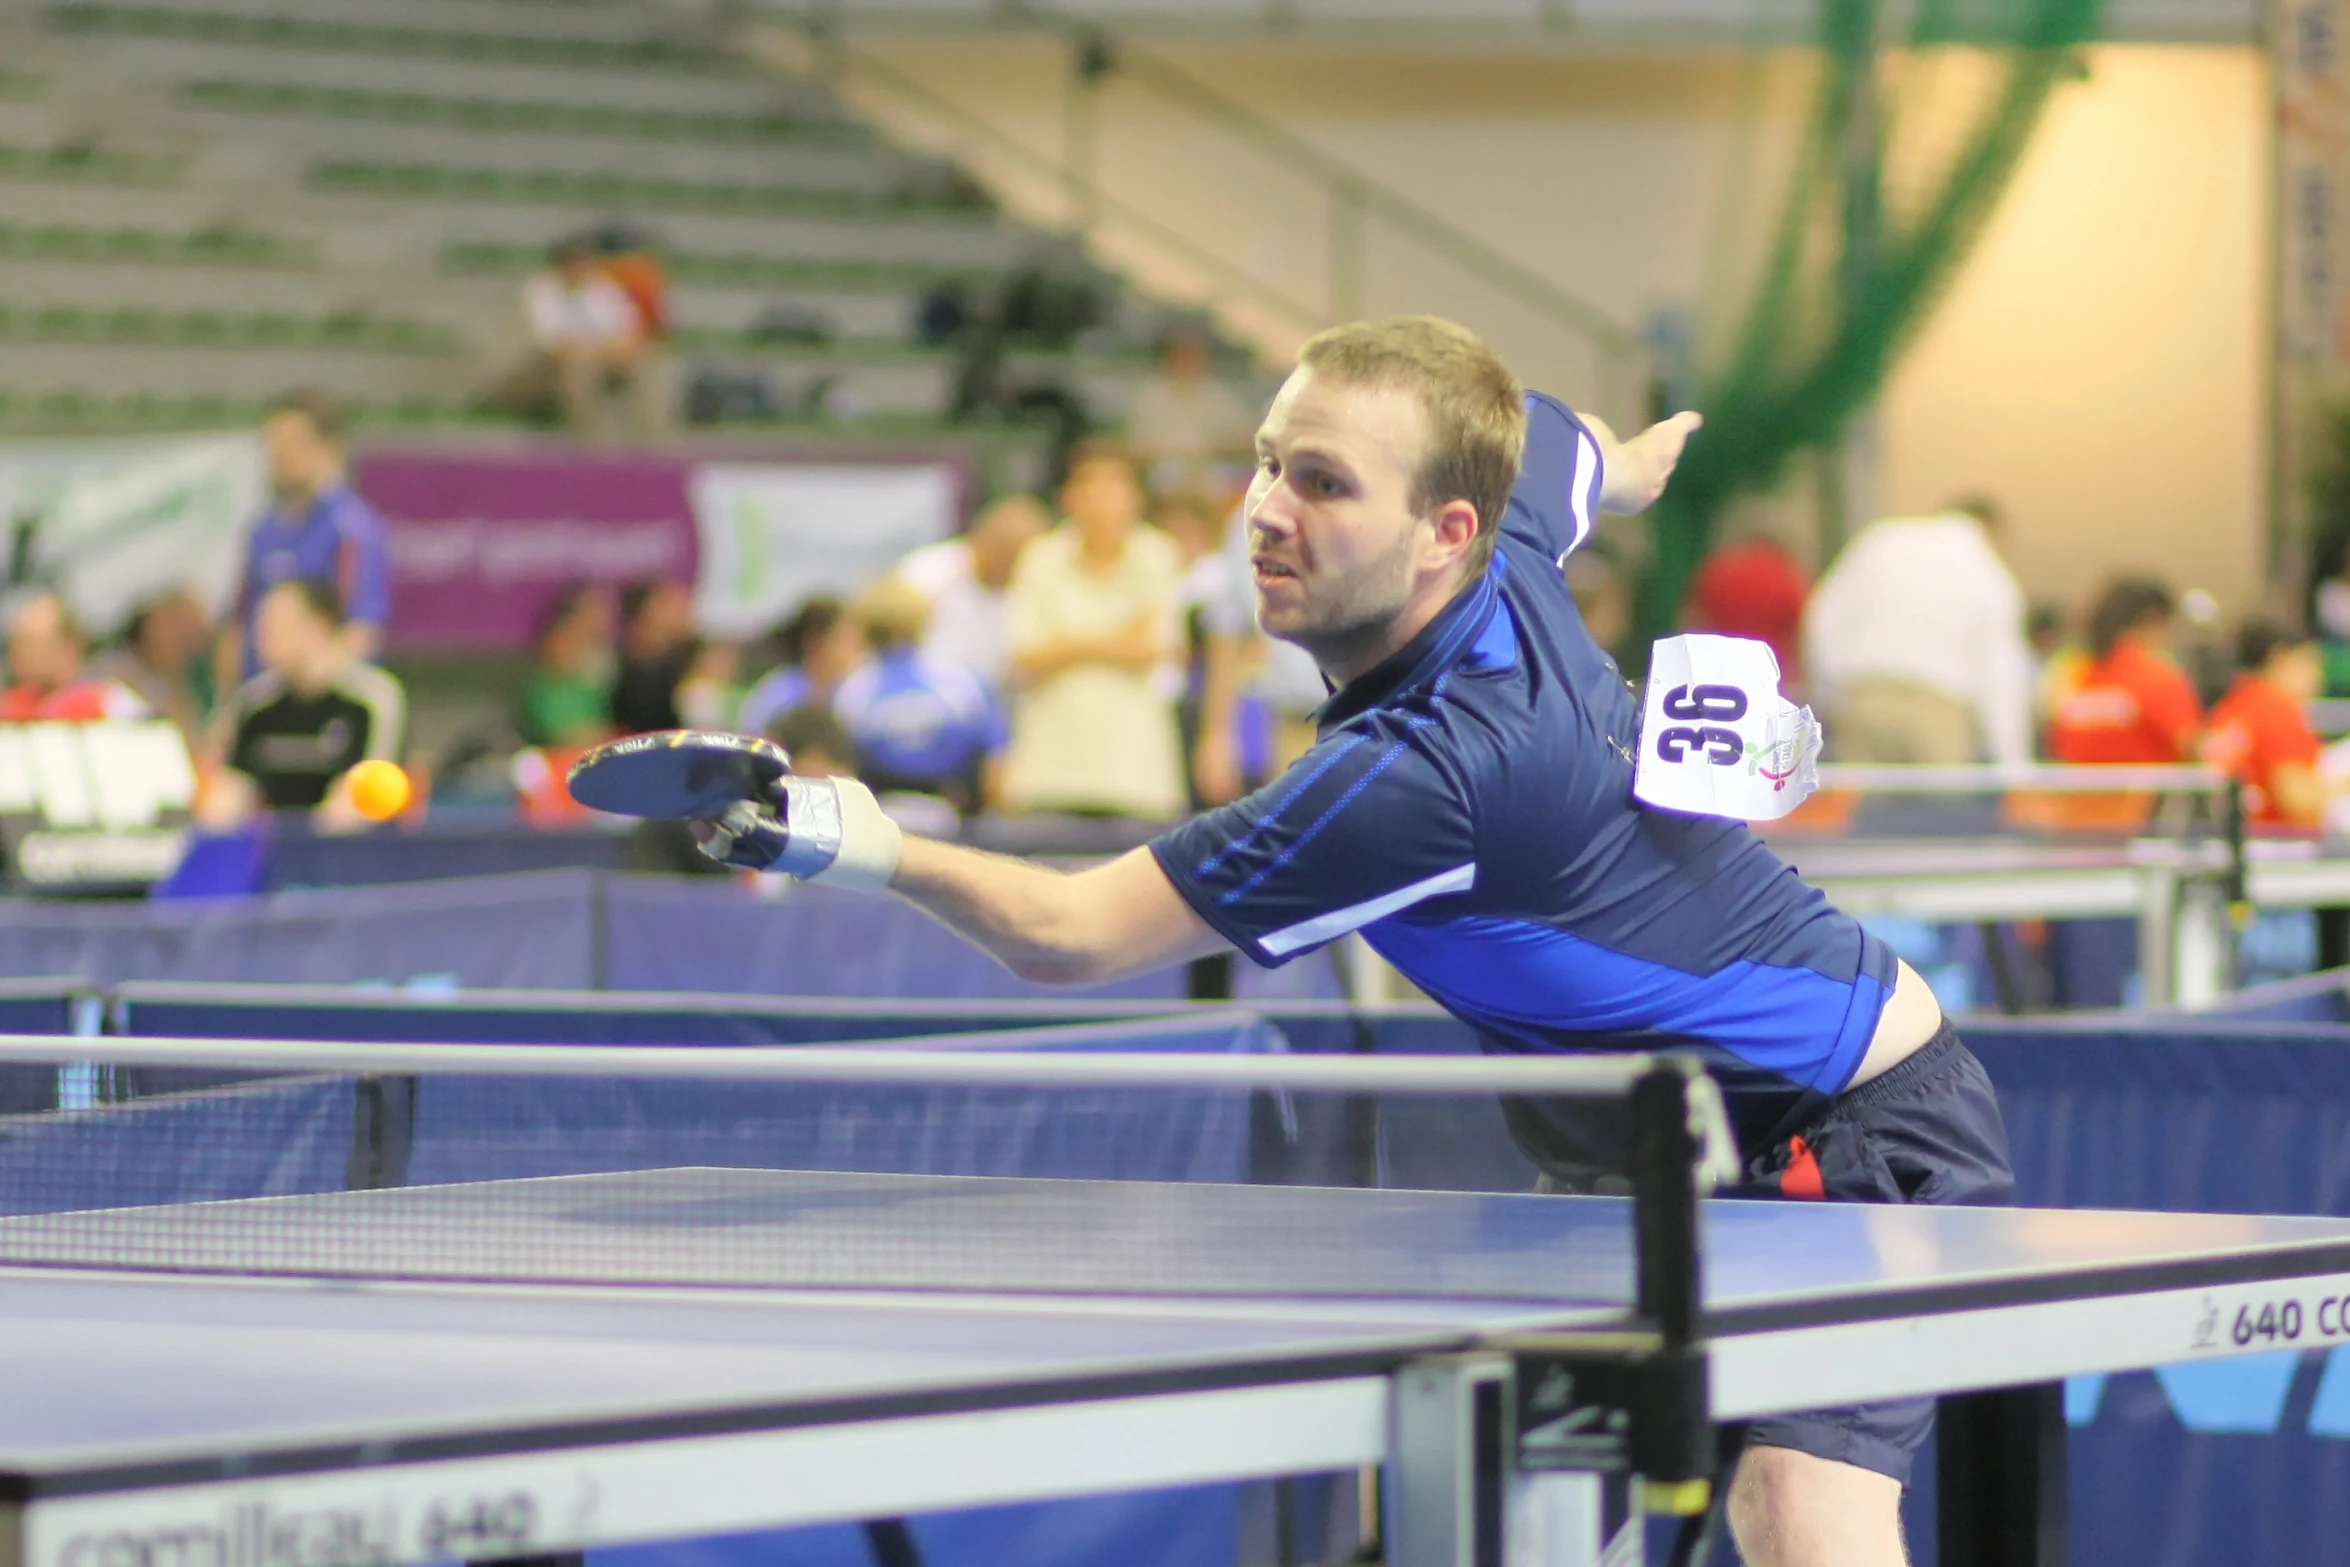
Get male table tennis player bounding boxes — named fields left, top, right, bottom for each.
left=693, top=317, right=2012, bottom=1567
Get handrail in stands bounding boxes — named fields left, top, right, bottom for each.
left=743, top=6, right=1640, bottom=414
left=757, top=32, right=1330, bottom=337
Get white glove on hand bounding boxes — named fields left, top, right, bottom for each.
left=694, top=774, right=904, bottom=892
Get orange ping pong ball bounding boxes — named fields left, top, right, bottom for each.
left=346, top=760, right=412, bottom=821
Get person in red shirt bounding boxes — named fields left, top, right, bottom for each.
left=2203, top=619, right=2327, bottom=827
left=2050, top=577, right=2202, bottom=764
left=0, top=592, right=149, bottom=722
left=1684, top=531, right=1809, bottom=684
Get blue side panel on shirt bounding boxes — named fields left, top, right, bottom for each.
left=1367, top=915, right=1886, bottom=1097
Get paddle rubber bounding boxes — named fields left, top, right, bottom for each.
left=566, top=730, right=790, bottom=819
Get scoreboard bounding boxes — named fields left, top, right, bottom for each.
left=0, top=721, right=195, bottom=890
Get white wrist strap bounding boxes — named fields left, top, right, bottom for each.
left=805, top=775, right=904, bottom=893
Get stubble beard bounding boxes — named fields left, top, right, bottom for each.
left=1259, top=524, right=1420, bottom=682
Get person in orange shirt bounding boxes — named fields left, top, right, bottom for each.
left=2203, top=619, right=2327, bottom=828
left=0, top=592, right=150, bottom=722
left=2049, top=577, right=2202, bottom=764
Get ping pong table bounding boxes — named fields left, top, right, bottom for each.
left=4, top=1036, right=2350, bottom=1567
left=7, top=1165, right=2350, bottom=1567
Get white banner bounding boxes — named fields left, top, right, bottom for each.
left=0, top=435, right=264, bottom=636
left=689, top=462, right=959, bottom=638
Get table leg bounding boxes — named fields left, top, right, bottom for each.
left=1389, top=1356, right=1511, bottom=1567
left=1936, top=1384, right=2065, bottom=1567
left=864, top=1518, right=924, bottom=1567
left=2319, top=906, right=2350, bottom=970
left=2135, top=859, right=2179, bottom=1007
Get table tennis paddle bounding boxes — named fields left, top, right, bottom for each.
left=565, top=730, right=790, bottom=819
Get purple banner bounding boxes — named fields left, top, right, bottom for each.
left=356, top=450, right=699, bottom=653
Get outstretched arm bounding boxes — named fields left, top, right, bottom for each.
left=888, top=838, right=1228, bottom=986
left=1581, top=410, right=1703, bottom=516
left=693, top=771, right=1225, bottom=985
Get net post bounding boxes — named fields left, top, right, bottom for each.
left=1628, top=1059, right=1706, bottom=1350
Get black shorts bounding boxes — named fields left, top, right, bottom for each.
left=1736, top=1018, right=2015, bottom=1484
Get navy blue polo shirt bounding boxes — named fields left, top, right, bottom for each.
left=1151, top=393, right=1899, bottom=1160
left=238, top=482, right=392, bottom=675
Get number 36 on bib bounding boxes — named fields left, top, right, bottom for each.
left=1632, top=633, right=1823, bottom=823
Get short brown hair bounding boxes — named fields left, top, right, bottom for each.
left=1060, top=436, right=1140, bottom=483
left=854, top=574, right=930, bottom=654
left=269, top=386, right=348, bottom=445
left=1297, top=316, right=1526, bottom=573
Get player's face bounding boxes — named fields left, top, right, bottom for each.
left=1244, top=368, right=1437, bottom=666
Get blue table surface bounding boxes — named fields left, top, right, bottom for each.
left=4, top=1169, right=2350, bottom=1473
left=0, top=1268, right=1514, bottom=1471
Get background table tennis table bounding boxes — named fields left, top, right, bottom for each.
left=6, top=1167, right=2350, bottom=1567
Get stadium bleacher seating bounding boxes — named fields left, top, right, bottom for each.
left=0, top=0, right=1251, bottom=438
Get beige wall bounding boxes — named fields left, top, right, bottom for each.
left=805, top=33, right=2270, bottom=611
left=1879, top=46, right=2269, bottom=615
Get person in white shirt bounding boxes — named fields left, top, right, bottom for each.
left=1000, top=442, right=1185, bottom=819
left=892, top=493, right=1050, bottom=692
left=1802, top=497, right=2034, bottom=767
left=1126, top=330, right=1257, bottom=495
left=495, top=236, right=667, bottom=444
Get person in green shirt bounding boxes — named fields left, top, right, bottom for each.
left=517, top=585, right=616, bottom=748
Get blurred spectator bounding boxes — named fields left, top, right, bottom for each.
left=2178, top=587, right=2234, bottom=709
left=1684, top=532, right=1808, bottom=685
left=2313, top=534, right=2350, bottom=697
left=220, top=389, right=389, bottom=687
left=676, top=641, right=743, bottom=731
left=608, top=578, right=698, bottom=735
left=767, top=703, right=859, bottom=779
left=2204, top=619, right=2327, bottom=827
left=1002, top=440, right=1185, bottom=819
left=95, top=589, right=212, bottom=745
left=2048, top=577, right=2202, bottom=764
left=1170, top=489, right=1236, bottom=800
left=1155, top=488, right=1226, bottom=572
left=893, top=493, right=1049, bottom=690
left=516, top=585, right=615, bottom=749
left=1127, top=329, right=1254, bottom=493
left=1803, top=497, right=2032, bottom=765
left=593, top=222, right=670, bottom=345
left=737, top=596, right=868, bottom=736
left=1566, top=548, right=1633, bottom=662
left=208, top=578, right=406, bottom=825
left=0, top=592, right=148, bottom=721
left=832, top=578, right=1003, bottom=814
left=2027, top=601, right=2085, bottom=749
left=493, top=235, right=668, bottom=445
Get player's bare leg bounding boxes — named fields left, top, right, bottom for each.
left=1727, top=1446, right=1909, bottom=1567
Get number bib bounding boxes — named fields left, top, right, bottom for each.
left=1632, top=634, right=1823, bottom=822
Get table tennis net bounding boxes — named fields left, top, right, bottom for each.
left=0, top=1053, right=1632, bottom=1303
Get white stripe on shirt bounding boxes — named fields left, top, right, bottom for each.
left=1259, top=862, right=1478, bottom=958
left=1567, top=428, right=1598, bottom=554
